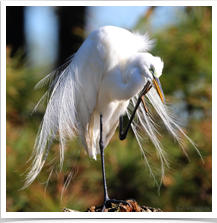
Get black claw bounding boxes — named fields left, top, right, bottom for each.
left=101, top=199, right=132, bottom=212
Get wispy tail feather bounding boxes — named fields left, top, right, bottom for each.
left=127, top=87, right=203, bottom=188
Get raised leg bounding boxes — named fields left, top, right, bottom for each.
left=99, top=114, right=131, bottom=212
left=119, top=81, right=152, bottom=140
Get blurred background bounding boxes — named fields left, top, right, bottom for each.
left=6, top=6, right=212, bottom=212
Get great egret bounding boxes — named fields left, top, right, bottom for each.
left=23, top=26, right=202, bottom=211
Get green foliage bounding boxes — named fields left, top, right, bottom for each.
left=6, top=6, right=211, bottom=212
left=134, top=6, right=212, bottom=211
left=155, top=7, right=211, bottom=94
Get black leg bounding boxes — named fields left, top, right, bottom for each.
left=119, top=81, right=152, bottom=140
left=99, top=114, right=109, bottom=202
left=99, top=114, right=131, bottom=212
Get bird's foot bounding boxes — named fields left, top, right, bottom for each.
left=101, top=198, right=132, bottom=212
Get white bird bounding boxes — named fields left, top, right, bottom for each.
left=23, top=26, right=202, bottom=211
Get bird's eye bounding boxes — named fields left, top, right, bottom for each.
left=149, top=67, right=155, bottom=76
left=149, top=66, right=160, bottom=78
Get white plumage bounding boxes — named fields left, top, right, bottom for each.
left=23, top=26, right=202, bottom=190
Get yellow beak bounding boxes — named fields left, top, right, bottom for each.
left=152, top=76, right=165, bottom=104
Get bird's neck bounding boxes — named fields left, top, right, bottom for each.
left=126, top=67, right=145, bottom=99
left=122, top=67, right=145, bottom=100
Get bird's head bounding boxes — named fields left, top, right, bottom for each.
left=138, top=53, right=165, bottom=104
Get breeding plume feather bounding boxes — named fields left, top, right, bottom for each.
left=23, top=26, right=202, bottom=209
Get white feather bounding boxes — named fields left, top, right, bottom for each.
left=22, top=25, right=202, bottom=189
